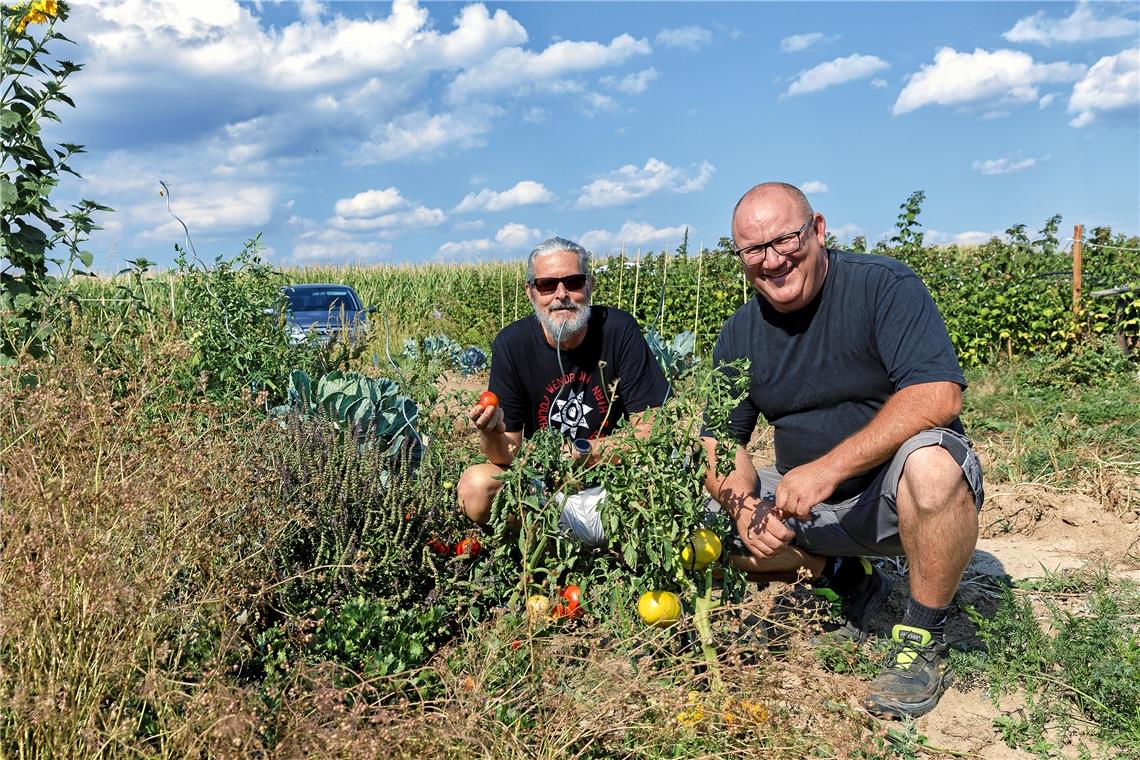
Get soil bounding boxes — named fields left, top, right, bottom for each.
left=774, top=481, right=1140, bottom=758
left=913, top=485, right=1139, bottom=758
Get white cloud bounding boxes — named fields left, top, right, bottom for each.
left=292, top=229, right=392, bottom=262
left=870, top=77, right=888, bottom=88
left=353, top=105, right=501, bottom=164
left=437, top=238, right=495, bottom=258
left=334, top=188, right=407, bottom=218
left=1038, top=92, right=1058, bottom=108
left=601, top=67, right=659, bottom=94
left=655, top=26, right=712, bottom=50
left=329, top=205, right=446, bottom=232
left=78, top=0, right=528, bottom=91
left=1004, top=1, right=1139, bottom=46
left=453, top=219, right=486, bottom=231
left=893, top=47, right=1085, bottom=115
left=137, top=183, right=275, bottom=239
left=1068, top=48, right=1139, bottom=128
left=454, top=180, right=555, bottom=213
left=925, top=229, right=1000, bottom=247
left=448, top=33, right=651, bottom=101
left=495, top=223, right=542, bottom=248
left=785, top=54, right=889, bottom=96
left=801, top=180, right=829, bottom=194
left=575, top=158, right=715, bottom=209
left=828, top=222, right=865, bottom=243
left=579, top=221, right=690, bottom=253
left=436, top=222, right=541, bottom=260
left=971, top=154, right=1045, bottom=175
left=780, top=32, right=836, bottom=53
left=522, top=107, right=547, bottom=123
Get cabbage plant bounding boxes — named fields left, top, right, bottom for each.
left=273, top=369, right=421, bottom=462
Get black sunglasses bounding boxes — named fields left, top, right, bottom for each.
left=529, top=274, right=589, bottom=295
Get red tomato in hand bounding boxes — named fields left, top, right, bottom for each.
left=478, top=390, right=499, bottom=409
left=456, top=536, right=481, bottom=558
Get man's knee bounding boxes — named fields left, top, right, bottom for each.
left=898, top=444, right=976, bottom=516
left=457, top=463, right=505, bottom=525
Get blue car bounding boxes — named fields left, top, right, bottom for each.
left=282, top=283, right=374, bottom=346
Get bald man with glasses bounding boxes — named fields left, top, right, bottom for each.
left=457, top=236, right=668, bottom=547
left=702, top=182, right=984, bottom=719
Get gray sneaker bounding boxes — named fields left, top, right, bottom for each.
left=864, top=624, right=952, bottom=718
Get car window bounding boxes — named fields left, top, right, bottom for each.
left=287, top=289, right=359, bottom=312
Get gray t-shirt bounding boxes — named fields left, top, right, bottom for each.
left=711, top=249, right=966, bottom=500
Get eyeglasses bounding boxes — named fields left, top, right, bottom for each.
left=733, top=218, right=814, bottom=263
left=529, top=274, right=589, bottom=295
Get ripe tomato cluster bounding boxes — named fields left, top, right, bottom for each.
left=525, top=585, right=584, bottom=626
left=426, top=535, right=481, bottom=559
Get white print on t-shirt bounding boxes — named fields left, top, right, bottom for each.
left=551, top=390, right=593, bottom=436
left=536, top=370, right=610, bottom=437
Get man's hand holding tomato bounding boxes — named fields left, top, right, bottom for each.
left=468, top=396, right=505, bottom=437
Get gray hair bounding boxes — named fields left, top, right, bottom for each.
left=526, top=237, right=591, bottom=282
left=732, top=182, right=815, bottom=233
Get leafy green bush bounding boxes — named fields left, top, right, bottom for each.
left=176, top=238, right=316, bottom=403
left=253, top=412, right=474, bottom=685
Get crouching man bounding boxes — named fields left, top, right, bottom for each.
left=703, top=182, right=984, bottom=719
left=458, top=237, right=668, bottom=545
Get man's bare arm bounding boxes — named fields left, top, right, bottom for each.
left=775, top=380, right=963, bottom=517
left=469, top=404, right=522, bottom=466
left=702, top=436, right=795, bottom=558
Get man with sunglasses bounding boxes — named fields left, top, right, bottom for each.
left=702, top=182, right=983, bottom=719
left=458, top=236, right=668, bottom=546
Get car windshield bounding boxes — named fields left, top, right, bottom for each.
left=287, top=289, right=358, bottom=312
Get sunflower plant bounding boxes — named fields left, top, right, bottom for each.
left=1, top=0, right=112, bottom=362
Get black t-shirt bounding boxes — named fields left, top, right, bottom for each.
left=489, top=306, right=669, bottom=440
left=711, top=249, right=966, bottom=500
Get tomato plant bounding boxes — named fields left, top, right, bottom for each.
left=478, top=390, right=499, bottom=409
left=426, top=537, right=450, bottom=556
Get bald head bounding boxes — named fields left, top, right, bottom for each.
left=732, top=182, right=814, bottom=239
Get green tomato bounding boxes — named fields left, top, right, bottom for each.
left=680, top=527, right=722, bottom=571
left=637, top=591, right=682, bottom=627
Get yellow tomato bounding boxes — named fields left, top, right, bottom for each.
left=526, top=595, right=551, bottom=625
left=680, top=527, right=722, bottom=571
left=637, top=591, right=682, bottom=627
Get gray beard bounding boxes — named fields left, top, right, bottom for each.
left=536, top=302, right=592, bottom=343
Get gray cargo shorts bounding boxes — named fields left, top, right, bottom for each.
left=736, top=427, right=984, bottom=558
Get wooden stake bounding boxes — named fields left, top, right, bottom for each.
left=693, top=241, right=704, bottom=351
left=513, top=263, right=520, bottom=321
left=632, top=248, right=641, bottom=318
left=617, top=244, right=625, bottom=309
left=1073, top=224, right=1083, bottom=316
left=499, top=262, right=505, bottom=329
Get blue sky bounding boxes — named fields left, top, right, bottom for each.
left=44, top=0, right=1140, bottom=270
